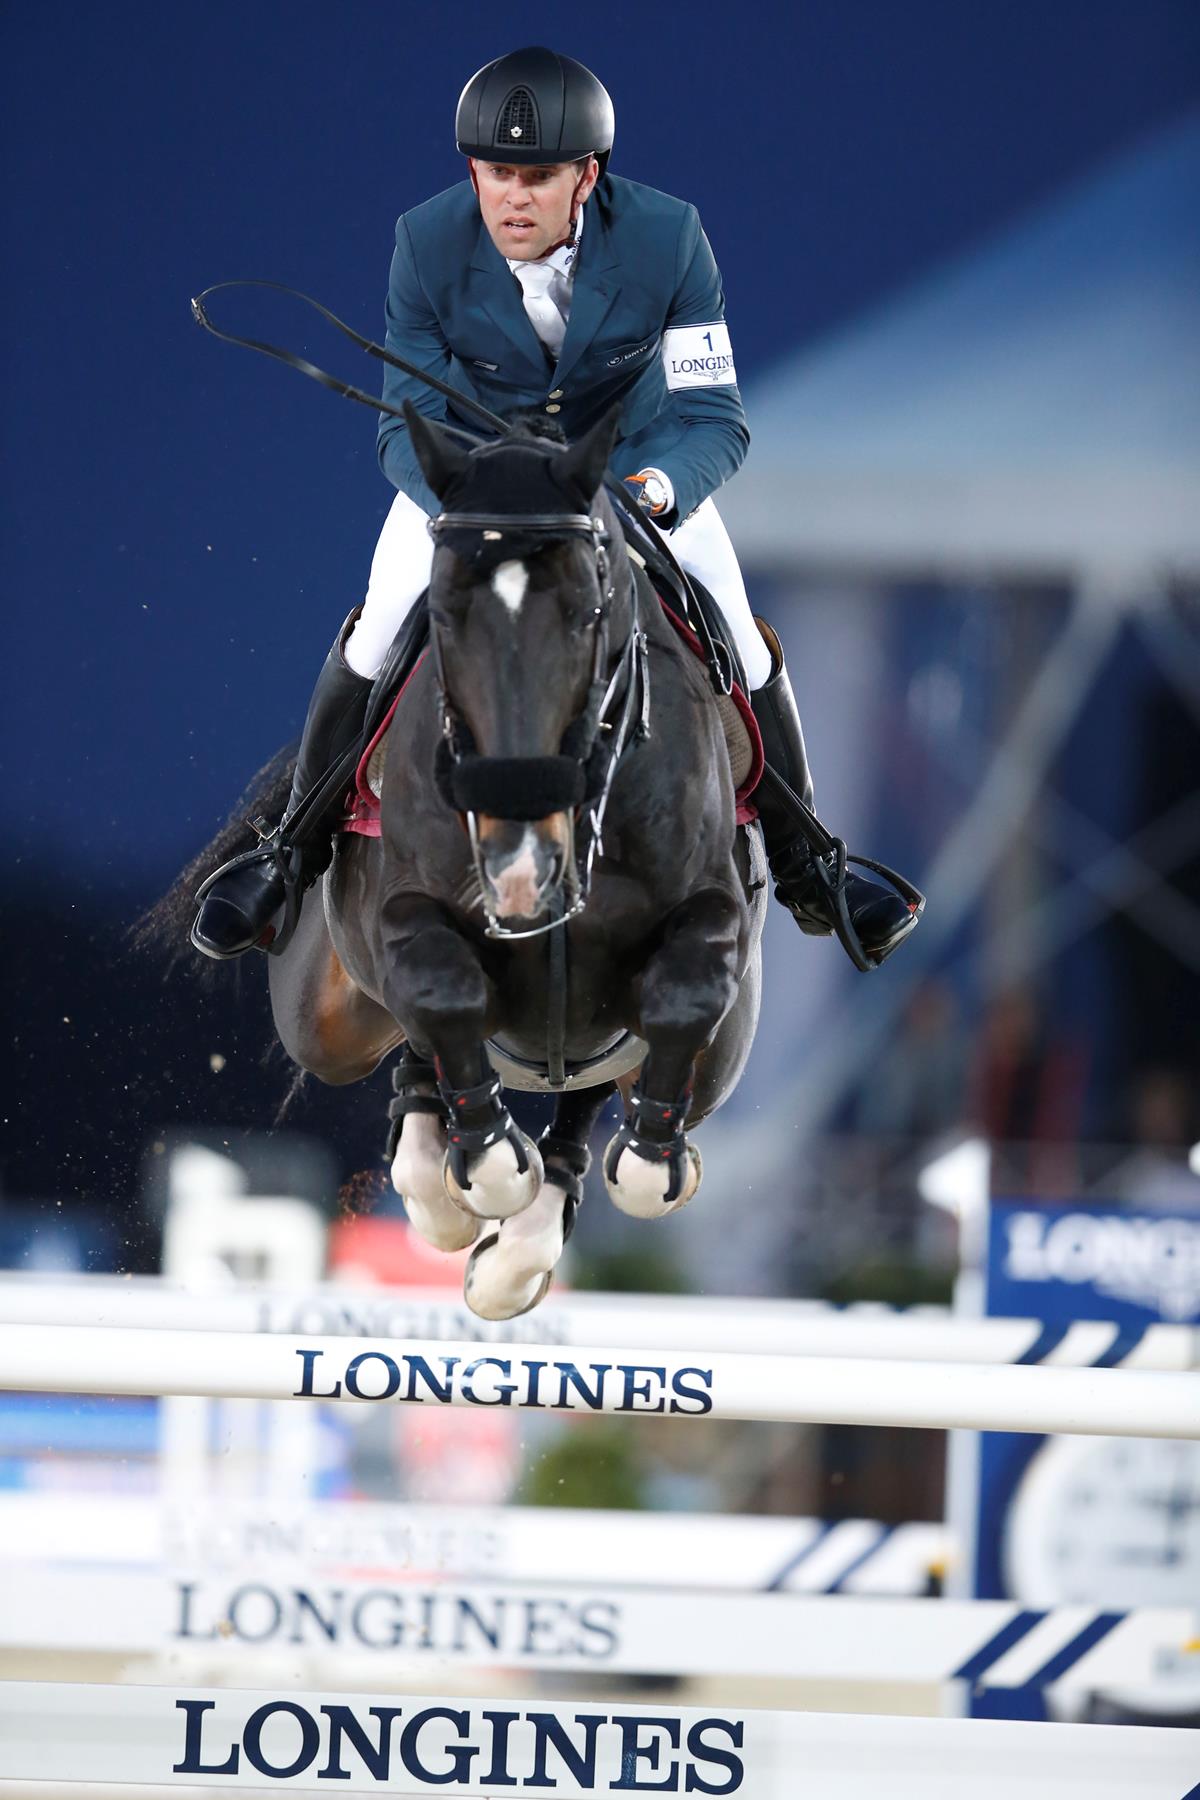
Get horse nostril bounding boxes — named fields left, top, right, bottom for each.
left=538, top=846, right=565, bottom=897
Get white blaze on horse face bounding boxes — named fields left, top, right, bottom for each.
left=491, top=559, right=529, bottom=617
left=490, top=824, right=543, bottom=920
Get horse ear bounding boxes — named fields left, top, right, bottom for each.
left=403, top=400, right=472, bottom=500
left=557, top=404, right=622, bottom=504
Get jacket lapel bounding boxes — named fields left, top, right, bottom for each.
left=551, top=204, right=621, bottom=388
left=469, top=222, right=553, bottom=378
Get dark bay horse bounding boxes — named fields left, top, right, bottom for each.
left=181, top=408, right=766, bottom=1319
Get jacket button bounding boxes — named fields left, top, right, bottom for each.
left=545, top=403, right=561, bottom=414
left=548, top=389, right=564, bottom=399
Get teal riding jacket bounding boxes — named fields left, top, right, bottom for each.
left=377, top=173, right=749, bottom=527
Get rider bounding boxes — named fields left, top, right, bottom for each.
left=192, top=45, right=920, bottom=967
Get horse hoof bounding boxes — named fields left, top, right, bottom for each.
left=463, top=1232, right=555, bottom=1321
left=391, top=1112, right=447, bottom=1200
left=401, top=1190, right=481, bottom=1253
left=443, top=1134, right=544, bottom=1221
left=391, top=1114, right=478, bottom=1250
left=604, top=1140, right=702, bottom=1219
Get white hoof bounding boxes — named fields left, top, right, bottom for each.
left=390, top=1110, right=446, bottom=1202
left=464, top=1239, right=554, bottom=1321
left=392, top=1112, right=480, bottom=1252
left=463, top=1181, right=569, bottom=1321
left=444, top=1134, right=544, bottom=1222
left=404, top=1188, right=481, bottom=1253
left=604, top=1140, right=702, bottom=1220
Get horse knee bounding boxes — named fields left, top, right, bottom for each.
left=388, top=929, right=489, bottom=1040
left=638, top=957, right=737, bottom=1044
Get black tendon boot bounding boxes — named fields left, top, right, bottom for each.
left=750, top=618, right=921, bottom=967
left=191, top=612, right=373, bottom=959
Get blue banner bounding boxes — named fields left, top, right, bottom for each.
left=986, top=1201, right=1200, bottom=1327
left=969, top=1199, right=1200, bottom=1720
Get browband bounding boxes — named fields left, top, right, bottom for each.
left=428, top=511, right=605, bottom=540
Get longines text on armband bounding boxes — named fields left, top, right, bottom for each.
left=293, top=1347, right=715, bottom=1414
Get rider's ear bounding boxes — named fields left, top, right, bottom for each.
left=556, top=404, right=622, bottom=505
left=404, top=400, right=472, bottom=499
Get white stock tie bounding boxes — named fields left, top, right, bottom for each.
left=514, top=259, right=567, bottom=358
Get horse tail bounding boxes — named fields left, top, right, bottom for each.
left=130, top=746, right=296, bottom=970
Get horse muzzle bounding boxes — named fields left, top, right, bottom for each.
left=477, top=814, right=573, bottom=923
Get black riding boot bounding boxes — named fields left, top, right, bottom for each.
left=191, top=613, right=373, bottom=960
left=750, top=619, right=919, bottom=965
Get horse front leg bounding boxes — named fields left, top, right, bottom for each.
left=381, top=897, right=543, bottom=1224
left=604, top=888, right=742, bottom=1220
left=464, top=1082, right=616, bottom=1321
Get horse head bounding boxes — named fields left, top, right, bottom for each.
left=405, top=401, right=629, bottom=932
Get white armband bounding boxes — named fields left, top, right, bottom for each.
left=662, top=321, right=737, bottom=390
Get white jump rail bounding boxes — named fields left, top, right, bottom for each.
left=0, top=1492, right=949, bottom=1596
left=1, top=1273, right=1195, bottom=1367
left=2, top=1564, right=1192, bottom=1690
left=2, top=1323, right=1198, bottom=1437
left=1, top=1682, right=1197, bottom=1798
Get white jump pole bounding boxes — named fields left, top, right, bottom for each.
left=1, top=1275, right=1195, bottom=1367
left=0, top=1789, right=307, bottom=1800
left=1, top=1323, right=1197, bottom=1437
left=3, top=1564, right=1192, bottom=1689
left=1, top=1682, right=1197, bottom=1799
left=0, top=1490, right=952, bottom=1596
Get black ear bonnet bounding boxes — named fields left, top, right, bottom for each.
left=433, top=420, right=612, bottom=569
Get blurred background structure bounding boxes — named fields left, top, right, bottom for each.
left=2, top=1, right=1199, bottom=1738
left=2, top=0, right=1198, bottom=1288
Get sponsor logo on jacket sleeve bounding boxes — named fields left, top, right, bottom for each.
left=663, top=322, right=737, bottom=390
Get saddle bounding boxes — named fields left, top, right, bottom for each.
left=340, top=566, right=764, bottom=840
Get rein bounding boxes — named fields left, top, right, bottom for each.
left=193, top=280, right=922, bottom=983
left=191, top=279, right=507, bottom=437
left=190, top=280, right=735, bottom=693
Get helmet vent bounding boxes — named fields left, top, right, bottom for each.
left=497, top=87, right=539, bottom=146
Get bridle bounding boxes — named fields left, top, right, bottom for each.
left=190, top=282, right=924, bottom=976
left=426, top=504, right=650, bottom=940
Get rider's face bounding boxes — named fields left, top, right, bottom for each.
left=472, top=157, right=599, bottom=261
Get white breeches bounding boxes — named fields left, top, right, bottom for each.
left=344, top=487, right=773, bottom=691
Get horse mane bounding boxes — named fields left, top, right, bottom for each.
left=501, top=413, right=568, bottom=448
left=130, top=744, right=296, bottom=971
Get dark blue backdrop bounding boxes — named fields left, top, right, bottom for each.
left=4, top=0, right=1198, bottom=892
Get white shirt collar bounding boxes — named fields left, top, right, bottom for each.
left=505, top=204, right=584, bottom=281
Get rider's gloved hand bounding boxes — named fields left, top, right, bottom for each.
left=624, top=468, right=675, bottom=525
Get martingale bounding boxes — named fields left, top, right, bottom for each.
left=292, top=1346, right=714, bottom=1413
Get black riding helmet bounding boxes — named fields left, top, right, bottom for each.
left=456, top=47, right=615, bottom=175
